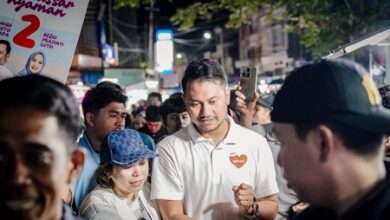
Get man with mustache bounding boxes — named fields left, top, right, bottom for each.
left=0, top=75, right=86, bottom=219
left=151, top=59, right=279, bottom=220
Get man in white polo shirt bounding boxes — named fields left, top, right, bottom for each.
left=151, top=58, right=279, bottom=220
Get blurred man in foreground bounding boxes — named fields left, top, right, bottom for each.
left=271, top=59, right=390, bottom=220
left=0, top=75, right=86, bottom=219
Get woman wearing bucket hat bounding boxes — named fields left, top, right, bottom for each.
left=79, top=129, right=160, bottom=220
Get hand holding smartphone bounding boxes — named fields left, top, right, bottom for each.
left=239, top=66, right=257, bottom=101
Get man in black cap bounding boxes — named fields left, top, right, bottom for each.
left=138, top=106, right=167, bottom=143
left=253, top=94, right=275, bottom=125
left=271, top=59, right=390, bottom=220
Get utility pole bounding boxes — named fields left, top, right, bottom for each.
left=108, top=0, right=113, bottom=44
left=214, top=27, right=225, bottom=70
left=147, top=0, right=155, bottom=72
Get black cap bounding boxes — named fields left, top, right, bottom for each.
left=256, top=94, right=275, bottom=110
left=145, top=106, right=161, bottom=122
left=271, top=59, right=390, bottom=134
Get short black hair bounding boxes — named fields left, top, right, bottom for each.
left=96, top=81, right=124, bottom=94
left=181, top=58, right=227, bottom=94
left=147, top=92, right=162, bottom=102
left=294, top=121, right=383, bottom=156
left=82, top=86, right=127, bottom=116
left=0, top=75, right=81, bottom=146
left=159, top=96, right=187, bottom=125
left=0, top=39, right=11, bottom=54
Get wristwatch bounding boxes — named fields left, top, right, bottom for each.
left=244, top=197, right=260, bottom=219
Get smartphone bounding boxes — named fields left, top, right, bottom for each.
left=239, top=66, right=257, bottom=101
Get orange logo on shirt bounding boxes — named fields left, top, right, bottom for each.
left=229, top=154, right=247, bottom=168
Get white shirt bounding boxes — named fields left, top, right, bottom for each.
left=80, top=184, right=160, bottom=220
left=151, top=117, right=278, bottom=220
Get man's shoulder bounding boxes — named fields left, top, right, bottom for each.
left=230, top=122, right=267, bottom=143
left=79, top=188, right=122, bottom=220
left=88, top=187, right=115, bottom=201
left=159, top=128, right=189, bottom=144
left=63, top=204, right=85, bottom=220
left=80, top=187, right=117, bottom=210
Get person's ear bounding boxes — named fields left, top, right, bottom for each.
left=66, top=149, right=87, bottom=185
left=315, top=125, right=334, bottom=162
left=85, top=112, right=95, bottom=127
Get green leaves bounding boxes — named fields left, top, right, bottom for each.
left=170, top=0, right=266, bottom=30
left=114, top=0, right=150, bottom=9
left=170, top=2, right=220, bottom=30
left=114, top=0, right=390, bottom=58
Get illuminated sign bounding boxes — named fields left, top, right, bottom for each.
left=155, top=29, right=173, bottom=74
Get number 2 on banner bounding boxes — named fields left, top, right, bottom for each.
left=13, top=14, right=40, bottom=49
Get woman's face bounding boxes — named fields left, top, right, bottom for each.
left=29, top=54, right=44, bottom=74
left=111, top=159, right=149, bottom=198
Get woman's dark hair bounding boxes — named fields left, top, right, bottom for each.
left=96, top=163, right=114, bottom=188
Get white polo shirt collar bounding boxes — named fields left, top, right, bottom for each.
left=187, top=116, right=238, bottom=146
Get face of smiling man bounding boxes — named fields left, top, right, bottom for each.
left=0, top=107, right=71, bottom=220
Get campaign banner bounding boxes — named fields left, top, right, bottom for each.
left=0, top=0, right=89, bottom=83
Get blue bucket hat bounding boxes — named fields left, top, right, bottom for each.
left=100, top=129, right=158, bottom=167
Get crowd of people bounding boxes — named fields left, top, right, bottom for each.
left=0, top=58, right=390, bottom=220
